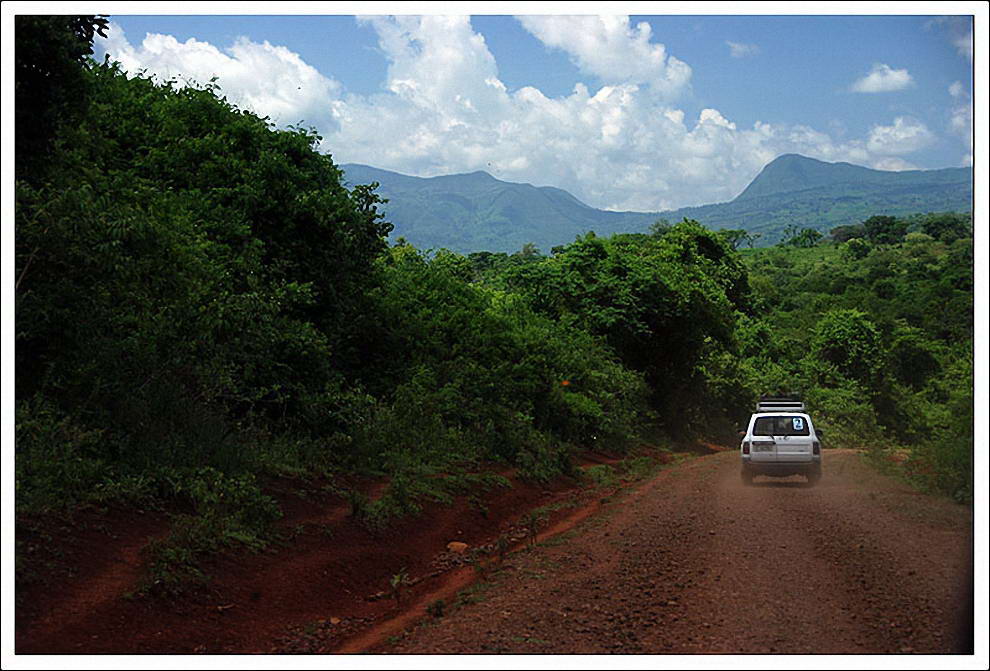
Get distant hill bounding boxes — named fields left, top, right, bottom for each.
left=339, top=164, right=656, bottom=254
left=664, top=155, right=972, bottom=245
left=734, top=153, right=970, bottom=201
left=341, top=155, right=972, bottom=253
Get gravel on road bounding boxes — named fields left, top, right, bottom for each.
left=381, top=449, right=973, bottom=655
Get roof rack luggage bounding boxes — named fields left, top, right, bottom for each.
left=756, top=394, right=806, bottom=413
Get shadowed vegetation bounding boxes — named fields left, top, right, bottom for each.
left=15, top=16, right=973, bottom=592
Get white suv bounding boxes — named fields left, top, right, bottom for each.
left=740, top=408, right=822, bottom=486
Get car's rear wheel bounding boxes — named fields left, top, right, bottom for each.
left=806, top=467, right=822, bottom=487
left=741, top=469, right=754, bottom=486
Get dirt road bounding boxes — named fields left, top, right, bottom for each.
left=382, top=449, right=974, bottom=654
left=15, top=447, right=975, bottom=656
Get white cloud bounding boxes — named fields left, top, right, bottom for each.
left=97, top=22, right=341, bottom=131
left=95, top=18, right=946, bottom=213
left=929, top=16, right=973, bottom=62
left=851, top=63, right=914, bottom=93
left=952, top=30, right=974, bottom=62
left=726, top=41, right=759, bottom=58
left=947, top=82, right=973, bottom=166
left=515, top=15, right=691, bottom=98
left=949, top=106, right=972, bottom=137
left=866, top=117, right=935, bottom=156
left=698, top=108, right=736, bottom=130
left=871, top=157, right=918, bottom=171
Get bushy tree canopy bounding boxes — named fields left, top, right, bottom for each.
left=811, top=309, right=883, bottom=385
left=921, top=212, right=972, bottom=244
left=494, top=220, right=750, bottom=429
left=15, top=15, right=109, bottom=179
left=863, top=215, right=908, bottom=245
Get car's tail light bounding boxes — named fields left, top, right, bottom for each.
left=812, top=441, right=820, bottom=455
left=743, top=440, right=750, bottom=455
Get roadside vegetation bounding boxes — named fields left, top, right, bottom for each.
left=738, top=213, right=974, bottom=502
left=14, top=17, right=973, bottom=592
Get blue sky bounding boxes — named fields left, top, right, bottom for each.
left=91, top=8, right=976, bottom=211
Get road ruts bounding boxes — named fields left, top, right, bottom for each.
left=381, top=449, right=973, bottom=655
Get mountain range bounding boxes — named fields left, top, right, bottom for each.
left=341, top=154, right=972, bottom=253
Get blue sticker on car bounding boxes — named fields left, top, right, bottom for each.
left=793, top=417, right=804, bottom=431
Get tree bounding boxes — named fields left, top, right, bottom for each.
left=794, top=228, right=823, bottom=248
left=498, top=221, right=749, bottom=427
left=15, top=15, right=109, bottom=180
left=781, top=225, right=823, bottom=248
left=921, top=212, right=971, bottom=243
left=649, top=219, right=672, bottom=237
left=745, top=231, right=763, bottom=248
left=830, top=223, right=865, bottom=243
left=862, top=215, right=908, bottom=245
left=716, top=229, right=749, bottom=250
left=888, top=327, right=940, bottom=389
left=16, top=58, right=393, bottom=446
left=810, top=309, right=883, bottom=386
left=514, top=242, right=542, bottom=259
left=358, top=243, right=650, bottom=470
left=841, top=237, right=871, bottom=260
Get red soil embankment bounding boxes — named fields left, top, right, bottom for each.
left=16, top=449, right=670, bottom=654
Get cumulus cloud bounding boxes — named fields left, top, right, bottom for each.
left=928, top=16, right=973, bottom=62
left=947, top=82, right=973, bottom=166
left=851, top=63, right=913, bottom=93
left=515, top=15, right=691, bottom=98
left=952, top=30, right=974, bottom=61
left=726, top=41, right=759, bottom=58
left=97, top=22, right=342, bottom=130
left=866, top=117, right=935, bottom=156
left=95, top=17, right=945, bottom=212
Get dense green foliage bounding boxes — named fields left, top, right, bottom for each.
left=14, top=19, right=657, bottom=534
left=492, top=225, right=750, bottom=434
left=352, top=243, right=652, bottom=480
left=15, top=15, right=973, bottom=593
left=15, top=15, right=109, bottom=178
left=739, top=219, right=974, bottom=501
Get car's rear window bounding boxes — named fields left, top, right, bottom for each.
left=753, top=415, right=810, bottom=436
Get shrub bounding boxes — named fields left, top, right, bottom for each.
left=804, top=383, right=887, bottom=450
left=810, top=309, right=883, bottom=387
left=143, top=468, right=281, bottom=595
left=584, top=464, right=619, bottom=488
left=15, top=396, right=112, bottom=513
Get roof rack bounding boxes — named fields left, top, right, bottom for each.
left=756, top=394, right=805, bottom=413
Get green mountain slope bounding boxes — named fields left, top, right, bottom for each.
left=340, top=164, right=655, bottom=253
left=342, top=155, right=972, bottom=253
left=735, top=153, right=970, bottom=201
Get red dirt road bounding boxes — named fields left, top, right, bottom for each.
left=14, top=448, right=974, bottom=656
left=383, top=450, right=974, bottom=654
